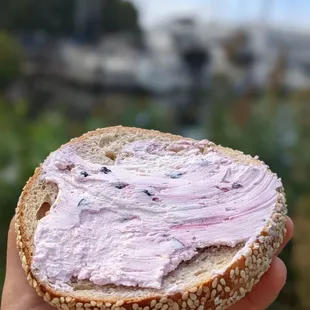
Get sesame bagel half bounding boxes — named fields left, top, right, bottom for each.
left=15, top=126, right=287, bottom=310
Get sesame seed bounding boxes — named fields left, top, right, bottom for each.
left=189, top=287, right=198, bottom=293
left=60, top=297, right=65, bottom=303
left=116, top=301, right=124, bottom=307
left=43, top=294, right=51, bottom=302
left=22, top=255, right=27, bottom=265
left=65, top=297, right=72, bottom=303
left=203, top=286, right=210, bottom=293
left=173, top=303, right=179, bottom=310
left=239, top=278, right=244, bottom=284
left=217, top=284, right=222, bottom=292
left=150, top=300, right=157, bottom=308
left=32, top=279, right=37, bottom=288
left=220, top=278, right=226, bottom=286
left=187, top=299, right=194, bottom=307
left=133, top=304, right=139, bottom=310
left=162, top=305, right=169, bottom=310
left=215, top=306, right=222, bottom=310
left=212, top=278, right=218, bottom=288
left=182, top=301, right=186, bottom=309
left=240, top=270, right=246, bottom=278
left=214, top=296, right=221, bottom=305
left=198, top=306, right=204, bottom=310
left=225, top=287, right=231, bottom=293
left=240, top=288, right=245, bottom=295
left=235, top=267, right=239, bottom=276
left=52, top=298, right=60, bottom=305
left=211, top=289, right=217, bottom=299
left=155, top=303, right=163, bottom=309
left=182, top=292, right=189, bottom=300
left=61, top=305, right=69, bottom=310
left=197, top=286, right=203, bottom=296
left=91, top=301, right=98, bottom=306
left=190, top=293, right=197, bottom=300
left=201, top=297, right=207, bottom=303
left=230, top=269, right=235, bottom=279
left=168, top=300, right=174, bottom=306
left=85, top=303, right=91, bottom=308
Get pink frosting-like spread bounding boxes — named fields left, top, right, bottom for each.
left=32, top=139, right=282, bottom=290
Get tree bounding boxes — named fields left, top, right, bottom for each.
left=0, top=32, right=23, bottom=90
left=101, top=0, right=140, bottom=34
left=0, top=0, right=75, bottom=36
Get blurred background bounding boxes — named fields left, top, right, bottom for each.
left=0, top=0, right=310, bottom=309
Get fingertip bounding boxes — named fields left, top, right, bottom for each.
left=273, top=256, right=287, bottom=286
left=275, top=216, right=294, bottom=256
left=286, top=216, right=294, bottom=240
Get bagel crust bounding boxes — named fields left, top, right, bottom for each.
left=15, top=126, right=287, bottom=310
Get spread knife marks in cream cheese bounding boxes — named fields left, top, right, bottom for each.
left=32, top=139, right=282, bottom=290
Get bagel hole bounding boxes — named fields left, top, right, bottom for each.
left=36, top=202, right=51, bottom=220
left=105, top=151, right=116, bottom=161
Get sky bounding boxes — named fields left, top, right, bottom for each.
left=131, top=0, right=310, bottom=30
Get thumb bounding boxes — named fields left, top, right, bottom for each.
left=1, top=217, right=53, bottom=310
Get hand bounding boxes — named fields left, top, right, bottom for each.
left=229, top=216, right=294, bottom=310
left=1, top=217, right=54, bottom=310
left=1, top=217, right=293, bottom=310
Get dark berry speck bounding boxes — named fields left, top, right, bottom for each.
left=78, top=198, right=86, bottom=207
left=115, top=182, right=129, bottom=189
left=232, top=182, right=242, bottom=189
left=100, top=166, right=111, bottom=174
left=81, top=171, right=89, bottom=177
left=143, top=189, right=154, bottom=196
left=168, top=172, right=183, bottom=179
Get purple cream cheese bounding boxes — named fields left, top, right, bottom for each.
left=32, top=139, right=282, bottom=289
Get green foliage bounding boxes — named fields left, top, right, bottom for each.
left=0, top=0, right=75, bottom=36
left=0, top=33, right=23, bottom=89
left=0, top=0, right=140, bottom=37
left=101, top=0, right=140, bottom=34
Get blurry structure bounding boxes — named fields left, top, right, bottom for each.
left=75, top=0, right=103, bottom=42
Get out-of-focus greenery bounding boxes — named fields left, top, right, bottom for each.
left=0, top=32, right=23, bottom=90
left=0, top=0, right=140, bottom=38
